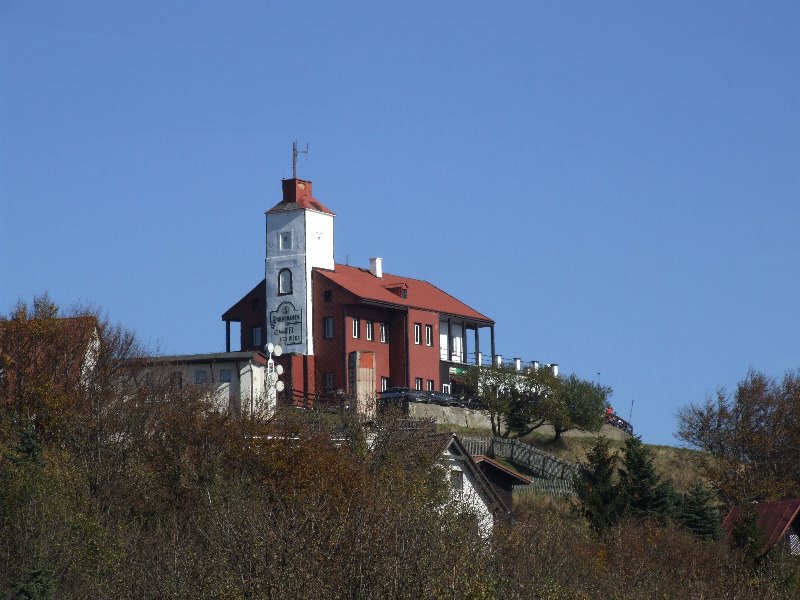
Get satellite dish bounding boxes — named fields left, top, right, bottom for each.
left=273, top=345, right=282, bottom=357
left=276, top=365, right=284, bottom=375
left=276, top=381, right=285, bottom=392
left=266, top=343, right=274, bottom=354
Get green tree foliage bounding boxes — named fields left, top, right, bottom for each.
left=618, top=436, right=674, bottom=522
left=573, top=437, right=625, bottom=533
left=674, top=483, right=720, bottom=540
left=678, top=368, right=800, bottom=501
left=550, top=374, right=611, bottom=442
left=464, top=365, right=608, bottom=441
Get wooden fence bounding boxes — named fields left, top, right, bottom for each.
left=514, top=480, right=574, bottom=499
left=461, top=436, right=579, bottom=481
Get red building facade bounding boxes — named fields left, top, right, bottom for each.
left=222, top=177, right=495, bottom=405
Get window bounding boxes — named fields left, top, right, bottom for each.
left=252, top=326, right=262, bottom=348
left=194, top=370, right=208, bottom=384
left=219, top=369, right=232, bottom=382
left=442, top=383, right=451, bottom=394
left=401, top=288, right=408, bottom=299
left=278, top=231, right=292, bottom=250
left=414, top=323, right=421, bottom=345
left=323, top=372, right=335, bottom=393
left=366, top=320, right=373, bottom=341
left=425, top=324, right=433, bottom=346
left=450, top=470, right=463, bottom=493
left=251, top=297, right=259, bottom=309
left=323, top=290, right=332, bottom=302
left=381, top=377, right=389, bottom=392
left=415, top=377, right=423, bottom=391
left=278, top=269, right=293, bottom=295
left=427, top=379, right=434, bottom=391
left=352, top=318, right=360, bottom=339
left=380, top=322, right=387, bottom=343
left=323, top=316, right=334, bottom=339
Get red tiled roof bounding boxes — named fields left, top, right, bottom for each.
left=315, top=264, right=493, bottom=323
left=721, top=499, right=800, bottom=555
left=267, top=178, right=334, bottom=215
left=473, top=455, right=533, bottom=485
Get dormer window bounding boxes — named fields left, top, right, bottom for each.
left=278, top=269, right=293, bottom=295
left=384, top=282, right=408, bottom=299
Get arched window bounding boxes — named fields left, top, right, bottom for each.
left=278, top=268, right=293, bottom=295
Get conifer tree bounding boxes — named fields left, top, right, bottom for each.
left=674, top=483, right=720, bottom=540
left=573, top=437, right=625, bottom=533
left=617, top=435, right=673, bottom=521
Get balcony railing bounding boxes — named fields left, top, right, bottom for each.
left=441, top=351, right=558, bottom=375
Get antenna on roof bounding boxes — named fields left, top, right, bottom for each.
left=292, top=141, right=309, bottom=179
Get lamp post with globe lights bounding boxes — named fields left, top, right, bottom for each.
left=265, top=343, right=284, bottom=416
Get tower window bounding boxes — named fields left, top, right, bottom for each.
left=278, top=231, right=292, bottom=250
left=278, top=269, right=293, bottom=295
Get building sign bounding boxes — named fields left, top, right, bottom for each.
left=269, top=301, right=303, bottom=346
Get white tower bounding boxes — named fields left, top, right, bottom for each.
left=265, top=178, right=334, bottom=355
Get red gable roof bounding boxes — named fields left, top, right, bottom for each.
left=721, top=499, right=800, bottom=555
left=315, top=264, right=493, bottom=323
left=267, top=178, right=334, bottom=215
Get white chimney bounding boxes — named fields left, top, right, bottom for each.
left=514, top=358, right=522, bottom=371
left=550, top=363, right=559, bottom=377
left=369, top=257, right=383, bottom=278
left=532, top=361, right=540, bottom=370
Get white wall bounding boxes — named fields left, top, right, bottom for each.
left=440, top=448, right=494, bottom=533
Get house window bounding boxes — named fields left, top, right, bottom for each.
left=324, top=290, right=332, bottom=302
left=278, top=268, right=293, bottom=295
left=219, top=369, right=232, bottom=383
left=450, top=470, right=463, bottom=493
left=381, top=377, right=389, bottom=392
left=323, top=372, right=335, bottom=393
left=442, top=383, right=451, bottom=394
left=278, top=231, right=292, bottom=250
left=352, top=318, right=360, bottom=339
left=366, top=320, right=373, bottom=341
left=425, top=324, right=433, bottom=346
left=252, top=327, right=262, bottom=348
left=251, top=297, right=259, bottom=309
left=414, top=323, right=421, bottom=345
left=323, top=317, right=334, bottom=339
left=380, top=322, right=387, bottom=343
left=427, top=379, right=434, bottom=391
left=401, top=288, right=408, bottom=299
left=194, top=370, right=208, bottom=384
left=415, top=377, right=423, bottom=391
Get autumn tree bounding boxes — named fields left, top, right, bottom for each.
left=677, top=368, right=800, bottom=501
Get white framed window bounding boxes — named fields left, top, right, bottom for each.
left=414, top=323, right=421, bottom=345
left=415, top=377, right=423, bottom=391
left=252, top=327, right=262, bottom=348
left=219, top=369, right=232, bottom=382
left=366, top=320, right=373, bottom=341
left=427, top=379, right=434, bottom=391
left=381, top=377, right=389, bottom=392
left=352, top=318, right=360, bottom=339
left=278, top=268, right=293, bottom=295
left=425, top=324, right=433, bottom=346
left=442, top=383, right=451, bottom=394
left=323, top=316, right=334, bottom=339
left=380, top=322, right=387, bottom=343
left=194, top=370, right=208, bottom=384
left=278, top=231, right=292, bottom=250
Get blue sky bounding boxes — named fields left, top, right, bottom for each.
left=2, top=1, right=799, bottom=445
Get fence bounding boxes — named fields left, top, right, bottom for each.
left=461, top=436, right=579, bottom=481
left=514, top=480, right=574, bottom=499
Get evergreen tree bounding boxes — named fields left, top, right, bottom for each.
left=573, top=437, right=625, bottom=533
left=674, top=483, right=720, bottom=540
left=618, top=435, right=673, bottom=521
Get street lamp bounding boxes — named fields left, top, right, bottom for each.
left=265, top=343, right=284, bottom=413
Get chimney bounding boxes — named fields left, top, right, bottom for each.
left=532, top=360, right=540, bottom=370
left=369, top=257, right=383, bottom=278
left=514, top=358, right=522, bottom=371
left=281, top=178, right=313, bottom=203
left=550, top=363, right=559, bottom=377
